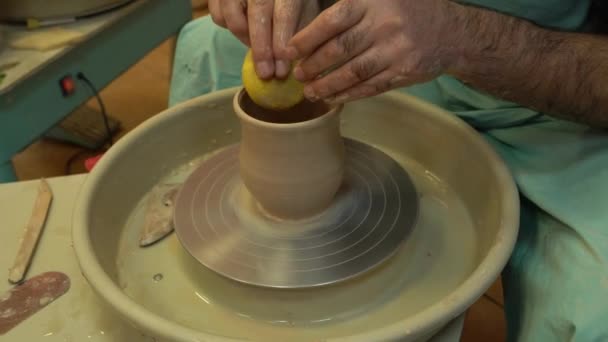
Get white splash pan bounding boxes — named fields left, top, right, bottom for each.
left=73, top=87, right=519, bottom=341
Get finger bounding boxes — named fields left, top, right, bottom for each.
left=287, top=0, right=365, bottom=60
left=293, top=22, right=373, bottom=82
left=325, top=70, right=411, bottom=104
left=208, top=0, right=226, bottom=27
left=248, top=0, right=275, bottom=79
left=303, top=48, right=388, bottom=101
left=223, top=0, right=250, bottom=45
left=273, top=0, right=302, bottom=78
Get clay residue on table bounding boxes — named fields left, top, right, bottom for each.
left=0, top=272, right=70, bottom=335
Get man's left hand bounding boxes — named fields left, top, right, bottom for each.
left=286, top=0, right=462, bottom=104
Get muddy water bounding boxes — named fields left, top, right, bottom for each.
left=116, top=146, right=478, bottom=341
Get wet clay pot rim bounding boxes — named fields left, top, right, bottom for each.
left=234, top=88, right=343, bottom=131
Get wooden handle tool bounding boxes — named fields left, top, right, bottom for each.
left=8, top=179, right=53, bottom=284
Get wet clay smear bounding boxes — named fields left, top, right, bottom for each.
left=0, top=272, right=70, bottom=335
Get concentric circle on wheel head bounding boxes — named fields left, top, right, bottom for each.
left=174, top=138, right=419, bottom=288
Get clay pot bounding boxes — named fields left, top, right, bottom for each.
left=233, top=89, right=345, bottom=219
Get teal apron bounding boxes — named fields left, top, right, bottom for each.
left=168, top=2, right=608, bottom=340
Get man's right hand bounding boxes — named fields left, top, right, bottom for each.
left=209, top=0, right=320, bottom=79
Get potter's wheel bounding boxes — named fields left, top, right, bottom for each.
left=174, top=138, right=419, bottom=288
left=73, top=88, right=520, bottom=341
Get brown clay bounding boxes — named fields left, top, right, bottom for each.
left=234, top=89, right=345, bottom=220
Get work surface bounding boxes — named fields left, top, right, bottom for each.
left=0, top=175, right=464, bottom=341
left=0, top=0, right=192, bottom=182
left=0, top=1, right=144, bottom=95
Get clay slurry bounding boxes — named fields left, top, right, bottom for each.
left=241, top=91, right=329, bottom=124
left=117, top=152, right=478, bottom=337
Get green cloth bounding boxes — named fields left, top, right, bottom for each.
left=458, top=0, right=590, bottom=30
left=169, top=1, right=608, bottom=340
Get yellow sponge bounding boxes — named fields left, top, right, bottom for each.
left=241, top=49, right=304, bottom=110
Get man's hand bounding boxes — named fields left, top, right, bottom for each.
left=286, top=0, right=460, bottom=103
left=209, top=0, right=320, bottom=79
left=287, top=0, right=608, bottom=128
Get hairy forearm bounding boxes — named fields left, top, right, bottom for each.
left=447, top=3, right=608, bottom=128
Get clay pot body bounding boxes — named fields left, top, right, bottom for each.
left=234, top=89, right=345, bottom=219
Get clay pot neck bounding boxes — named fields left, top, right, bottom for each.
left=239, top=91, right=331, bottom=124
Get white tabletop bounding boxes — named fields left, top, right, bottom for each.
left=0, top=175, right=153, bottom=341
